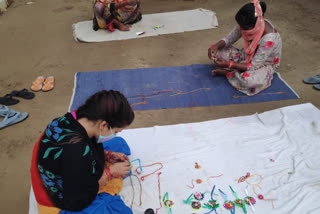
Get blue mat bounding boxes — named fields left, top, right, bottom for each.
left=69, top=64, right=298, bottom=111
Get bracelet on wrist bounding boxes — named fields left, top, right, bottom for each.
left=228, top=60, right=234, bottom=69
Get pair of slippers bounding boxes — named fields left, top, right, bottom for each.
left=0, top=89, right=35, bottom=106
left=0, top=105, right=28, bottom=129
left=303, top=75, right=320, bottom=90
left=31, top=76, right=55, bottom=92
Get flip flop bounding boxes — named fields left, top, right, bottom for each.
left=0, top=105, right=17, bottom=117
left=303, top=74, right=320, bottom=84
left=0, top=111, right=28, bottom=129
left=0, top=95, right=19, bottom=106
left=42, top=76, right=55, bottom=92
left=31, top=76, right=45, bottom=92
left=9, top=89, right=35, bottom=99
left=313, top=84, right=320, bottom=90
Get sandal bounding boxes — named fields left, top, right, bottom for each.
left=0, top=95, right=19, bottom=106
left=42, top=76, right=55, bottom=92
left=9, top=89, right=35, bottom=99
left=0, top=105, right=17, bottom=117
left=314, top=84, right=320, bottom=91
left=31, top=76, right=45, bottom=92
left=0, top=110, right=28, bottom=129
left=303, top=74, right=320, bottom=84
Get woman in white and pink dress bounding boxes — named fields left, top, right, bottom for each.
left=208, top=0, right=282, bottom=96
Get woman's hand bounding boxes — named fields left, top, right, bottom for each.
left=214, top=58, right=228, bottom=68
left=208, top=46, right=218, bottom=60
left=104, top=151, right=129, bottom=163
left=111, top=152, right=129, bottom=163
left=109, top=161, right=131, bottom=178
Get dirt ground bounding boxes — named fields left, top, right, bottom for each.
left=0, top=0, right=319, bottom=212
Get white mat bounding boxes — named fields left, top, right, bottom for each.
left=29, top=103, right=320, bottom=213
left=72, top=8, right=218, bottom=42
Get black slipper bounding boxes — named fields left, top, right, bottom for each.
left=9, top=89, right=35, bottom=99
left=0, top=95, right=19, bottom=105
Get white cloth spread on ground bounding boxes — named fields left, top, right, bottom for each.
left=72, top=8, right=218, bottom=42
left=118, top=103, right=320, bottom=214
left=29, top=103, right=320, bottom=214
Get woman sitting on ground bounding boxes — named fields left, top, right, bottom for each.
left=93, top=0, right=142, bottom=32
left=208, top=0, right=282, bottom=96
left=31, top=90, right=134, bottom=213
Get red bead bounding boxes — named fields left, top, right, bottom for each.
left=258, top=194, right=264, bottom=200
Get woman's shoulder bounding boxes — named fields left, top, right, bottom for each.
left=40, top=113, right=90, bottom=149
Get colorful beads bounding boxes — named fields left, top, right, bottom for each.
left=245, top=196, right=256, bottom=205
left=224, top=201, right=235, bottom=210
left=234, top=199, right=245, bottom=208
left=163, top=199, right=174, bottom=208
left=206, top=200, right=220, bottom=209
left=194, top=192, right=205, bottom=201
left=191, top=201, right=202, bottom=210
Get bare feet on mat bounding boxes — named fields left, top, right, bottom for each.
left=212, top=69, right=229, bottom=76
left=113, top=19, right=132, bottom=31
left=118, top=24, right=132, bottom=31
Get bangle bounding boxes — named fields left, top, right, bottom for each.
left=104, top=167, right=113, bottom=180
left=228, top=60, right=234, bottom=69
left=210, top=44, right=216, bottom=49
left=107, top=151, right=112, bottom=162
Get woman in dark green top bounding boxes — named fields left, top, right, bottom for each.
left=31, top=90, right=134, bottom=212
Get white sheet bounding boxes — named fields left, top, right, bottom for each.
left=72, top=8, right=218, bottom=42
left=29, top=103, right=320, bottom=214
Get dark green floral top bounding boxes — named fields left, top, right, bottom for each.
left=37, top=113, right=105, bottom=211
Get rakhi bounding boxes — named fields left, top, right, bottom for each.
left=245, top=174, right=277, bottom=208
left=187, top=174, right=223, bottom=189
left=162, top=192, right=174, bottom=214
left=229, top=186, right=247, bottom=214
left=218, top=189, right=235, bottom=214
left=129, top=174, right=142, bottom=208
left=244, top=188, right=256, bottom=213
left=235, top=172, right=250, bottom=183
left=130, top=159, right=142, bottom=172
left=183, top=194, right=203, bottom=211
left=203, top=185, right=220, bottom=214
left=155, top=172, right=162, bottom=214
left=135, top=162, right=163, bottom=181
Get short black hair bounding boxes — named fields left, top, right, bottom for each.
left=76, top=90, right=134, bottom=128
left=235, top=1, right=267, bottom=29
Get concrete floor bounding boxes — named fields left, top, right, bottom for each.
left=0, top=0, right=319, bottom=212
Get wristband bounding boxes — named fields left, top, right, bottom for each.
left=228, top=60, right=234, bottom=69
left=104, top=167, right=113, bottom=180
left=210, top=44, right=216, bottom=49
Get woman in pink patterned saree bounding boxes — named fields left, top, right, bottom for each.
left=208, top=0, right=282, bottom=96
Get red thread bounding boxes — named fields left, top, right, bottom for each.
left=155, top=172, right=162, bottom=214
left=135, top=162, right=163, bottom=181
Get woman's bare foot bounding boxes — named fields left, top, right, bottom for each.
left=113, top=19, right=132, bottom=31
left=118, top=24, right=132, bottom=31
left=211, top=68, right=229, bottom=76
